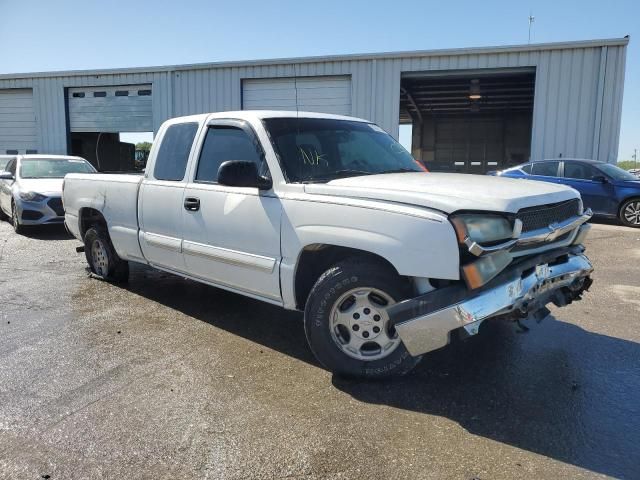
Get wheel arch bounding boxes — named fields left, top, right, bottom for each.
left=293, top=243, right=404, bottom=310
left=78, top=207, right=108, bottom=240
left=619, top=195, right=640, bottom=211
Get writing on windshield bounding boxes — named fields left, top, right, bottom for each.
left=263, top=117, right=426, bottom=183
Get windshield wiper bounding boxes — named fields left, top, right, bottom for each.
left=379, top=168, right=422, bottom=174
left=301, top=170, right=375, bottom=183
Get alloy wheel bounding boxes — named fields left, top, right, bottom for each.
left=329, top=287, right=401, bottom=361
left=623, top=201, right=640, bottom=226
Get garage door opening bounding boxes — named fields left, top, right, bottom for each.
left=400, top=69, right=535, bottom=174
left=67, top=85, right=153, bottom=172
left=69, top=131, right=153, bottom=172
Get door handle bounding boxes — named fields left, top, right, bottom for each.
left=184, top=197, right=200, bottom=211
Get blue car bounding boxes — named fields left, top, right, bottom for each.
left=490, top=159, right=640, bottom=227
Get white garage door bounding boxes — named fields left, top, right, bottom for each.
left=243, top=76, right=352, bottom=116
left=0, top=89, right=37, bottom=154
left=68, top=85, right=152, bottom=132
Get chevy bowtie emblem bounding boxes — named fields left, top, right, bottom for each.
left=545, top=222, right=561, bottom=241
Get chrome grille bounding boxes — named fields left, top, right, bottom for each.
left=517, top=199, right=581, bottom=233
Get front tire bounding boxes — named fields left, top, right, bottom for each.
left=304, top=259, right=422, bottom=379
left=84, top=226, right=129, bottom=282
left=11, top=201, right=24, bottom=234
left=619, top=198, right=640, bottom=228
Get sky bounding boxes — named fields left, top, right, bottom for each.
left=0, top=0, right=637, bottom=160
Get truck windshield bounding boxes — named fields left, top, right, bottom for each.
left=263, top=117, right=426, bottom=183
left=20, top=158, right=96, bottom=179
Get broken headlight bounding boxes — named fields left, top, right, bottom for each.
left=450, top=214, right=514, bottom=244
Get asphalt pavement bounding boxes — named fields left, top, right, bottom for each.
left=0, top=220, right=638, bottom=479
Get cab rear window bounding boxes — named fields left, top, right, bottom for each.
left=153, top=123, right=198, bottom=181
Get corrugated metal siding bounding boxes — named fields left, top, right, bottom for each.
left=68, top=85, right=152, bottom=132
left=242, top=76, right=352, bottom=115
left=0, top=41, right=627, bottom=162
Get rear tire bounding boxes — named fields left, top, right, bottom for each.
left=619, top=198, right=640, bottom=228
left=304, top=258, right=422, bottom=379
left=84, top=226, right=129, bottom=282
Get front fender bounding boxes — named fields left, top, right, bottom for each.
left=280, top=197, right=460, bottom=308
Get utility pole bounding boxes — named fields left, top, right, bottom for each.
left=634, top=149, right=638, bottom=170
left=528, top=13, right=535, bottom=44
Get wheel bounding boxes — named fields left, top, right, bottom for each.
left=11, top=201, right=24, bottom=234
left=0, top=203, right=7, bottom=221
left=620, top=198, right=640, bottom=228
left=304, top=258, right=422, bottom=379
left=84, top=226, right=129, bottom=282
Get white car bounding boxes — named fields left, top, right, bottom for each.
left=62, top=111, right=594, bottom=378
left=0, top=155, right=96, bottom=233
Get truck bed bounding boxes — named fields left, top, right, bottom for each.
left=63, top=173, right=145, bottom=262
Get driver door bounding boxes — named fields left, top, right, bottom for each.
left=561, top=161, right=615, bottom=214
left=181, top=119, right=282, bottom=302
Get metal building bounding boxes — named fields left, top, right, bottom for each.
left=0, top=37, right=628, bottom=173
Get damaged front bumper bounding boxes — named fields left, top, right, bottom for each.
left=388, top=246, right=593, bottom=357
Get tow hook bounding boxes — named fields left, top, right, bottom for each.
left=552, top=277, right=593, bottom=307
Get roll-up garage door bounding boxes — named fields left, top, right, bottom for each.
left=0, top=88, right=37, bottom=154
left=242, top=76, right=352, bottom=116
left=68, top=85, right=152, bottom=132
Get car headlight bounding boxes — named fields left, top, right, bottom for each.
left=19, top=191, right=47, bottom=202
left=450, top=214, right=514, bottom=244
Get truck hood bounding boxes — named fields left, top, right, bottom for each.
left=18, top=178, right=64, bottom=195
left=304, top=172, right=580, bottom=214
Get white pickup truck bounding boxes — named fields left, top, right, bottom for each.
left=63, top=111, right=594, bottom=378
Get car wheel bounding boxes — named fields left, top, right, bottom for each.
left=11, top=201, right=24, bottom=234
left=0, top=203, right=7, bottom=221
left=619, top=198, right=640, bottom=228
left=84, top=226, right=129, bottom=282
left=304, top=258, right=422, bottom=379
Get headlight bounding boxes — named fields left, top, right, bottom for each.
left=19, top=191, right=47, bottom=202
left=450, top=214, right=514, bottom=244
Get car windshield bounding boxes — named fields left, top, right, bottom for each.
left=597, top=163, right=638, bottom=181
left=263, top=117, right=426, bottom=183
left=0, top=159, right=9, bottom=171
left=20, top=158, right=96, bottom=179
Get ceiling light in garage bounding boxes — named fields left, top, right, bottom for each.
left=469, top=79, right=482, bottom=100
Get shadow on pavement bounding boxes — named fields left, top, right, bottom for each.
left=121, top=264, right=639, bottom=479
left=123, top=263, right=313, bottom=364
left=333, top=319, right=640, bottom=479
left=18, top=224, right=72, bottom=240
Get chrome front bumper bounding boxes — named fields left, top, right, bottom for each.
left=389, top=248, right=593, bottom=357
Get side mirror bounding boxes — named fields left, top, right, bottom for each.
left=592, top=175, right=608, bottom=183
left=0, top=171, right=14, bottom=180
left=217, top=161, right=272, bottom=190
